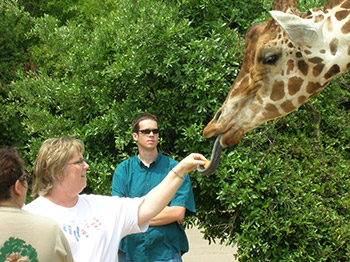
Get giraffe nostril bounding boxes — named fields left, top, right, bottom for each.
left=214, top=110, right=222, bottom=122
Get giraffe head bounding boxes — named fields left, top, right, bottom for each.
left=199, top=0, right=350, bottom=174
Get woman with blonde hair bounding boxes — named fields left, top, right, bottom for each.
left=24, top=136, right=206, bottom=262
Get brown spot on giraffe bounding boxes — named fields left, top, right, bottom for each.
left=341, top=20, right=350, bottom=34
left=306, top=82, right=322, bottom=94
left=341, top=0, right=350, bottom=9
left=329, top=38, right=339, bottom=55
left=348, top=46, right=350, bottom=55
left=298, top=95, right=307, bottom=104
left=263, top=103, right=280, bottom=120
left=281, top=100, right=296, bottom=113
left=324, top=64, right=340, bottom=79
left=313, top=63, right=325, bottom=77
left=271, top=81, right=285, bottom=101
left=335, top=10, right=350, bottom=21
left=288, top=76, right=303, bottom=95
left=326, top=17, right=333, bottom=32
left=314, top=14, right=324, bottom=22
left=286, top=59, right=294, bottom=75
left=297, top=60, right=308, bottom=75
left=309, top=57, right=323, bottom=64
left=304, top=50, right=312, bottom=55
left=248, top=103, right=260, bottom=114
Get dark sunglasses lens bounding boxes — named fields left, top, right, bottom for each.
left=140, top=129, right=159, bottom=134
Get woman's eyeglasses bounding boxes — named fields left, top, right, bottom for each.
left=18, top=169, right=31, bottom=183
left=138, top=129, right=159, bottom=135
left=67, top=158, right=87, bottom=167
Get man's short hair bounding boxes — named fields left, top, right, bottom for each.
left=132, top=113, right=158, bottom=133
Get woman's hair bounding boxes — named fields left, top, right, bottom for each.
left=131, top=113, right=158, bottom=133
left=32, top=136, right=84, bottom=197
left=0, top=148, right=24, bottom=201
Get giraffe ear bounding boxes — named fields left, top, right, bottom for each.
left=269, top=10, right=319, bottom=45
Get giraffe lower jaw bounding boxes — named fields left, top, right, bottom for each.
left=220, top=129, right=245, bottom=148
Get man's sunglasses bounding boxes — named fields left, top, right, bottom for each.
left=139, top=129, right=159, bottom=135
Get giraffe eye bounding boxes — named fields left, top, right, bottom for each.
left=263, top=53, right=280, bottom=65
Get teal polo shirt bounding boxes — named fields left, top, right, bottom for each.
left=112, top=150, right=196, bottom=261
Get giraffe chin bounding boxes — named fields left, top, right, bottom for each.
left=220, top=129, right=245, bottom=148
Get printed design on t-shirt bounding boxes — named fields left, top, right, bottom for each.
left=0, top=237, right=38, bottom=262
left=62, top=217, right=102, bottom=242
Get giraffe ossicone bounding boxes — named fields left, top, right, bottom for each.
left=199, top=0, right=349, bottom=174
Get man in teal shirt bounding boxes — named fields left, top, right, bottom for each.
left=112, top=113, right=196, bottom=262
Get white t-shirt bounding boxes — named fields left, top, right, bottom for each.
left=24, top=194, right=149, bottom=262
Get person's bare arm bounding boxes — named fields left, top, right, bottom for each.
left=150, top=206, right=186, bottom=226
left=138, top=153, right=206, bottom=227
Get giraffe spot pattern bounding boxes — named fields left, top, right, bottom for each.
left=287, top=59, right=294, bottom=75
left=326, top=17, right=333, bottom=32
left=263, top=103, right=280, bottom=119
left=271, top=81, right=285, bottom=101
left=341, top=20, right=350, bottom=33
left=314, top=14, right=324, bottom=22
left=341, top=0, right=350, bottom=9
left=288, top=76, right=303, bottom=95
left=306, top=82, right=322, bottom=94
left=313, top=63, right=325, bottom=77
left=281, top=100, right=296, bottom=113
left=248, top=103, right=260, bottom=114
left=335, top=10, right=350, bottom=21
left=329, top=38, right=339, bottom=55
left=298, top=95, right=307, bottom=104
left=297, top=60, right=309, bottom=75
left=324, top=64, right=340, bottom=79
left=308, top=57, right=323, bottom=64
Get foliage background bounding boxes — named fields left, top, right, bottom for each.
left=1, top=0, right=349, bottom=260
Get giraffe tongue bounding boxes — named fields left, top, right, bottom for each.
left=197, top=135, right=224, bottom=175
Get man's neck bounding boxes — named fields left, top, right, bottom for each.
left=138, top=147, right=158, bottom=165
left=0, top=199, right=22, bottom=209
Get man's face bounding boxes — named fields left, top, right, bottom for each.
left=133, top=119, right=159, bottom=150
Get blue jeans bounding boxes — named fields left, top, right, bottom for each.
left=118, top=252, right=182, bottom=262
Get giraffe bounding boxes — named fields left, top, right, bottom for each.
left=198, top=0, right=350, bottom=174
